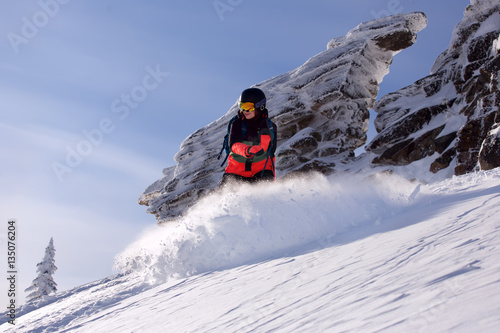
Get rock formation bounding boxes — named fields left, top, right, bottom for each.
left=139, top=12, right=428, bottom=223
left=367, top=0, right=500, bottom=176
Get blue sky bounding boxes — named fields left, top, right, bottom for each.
left=1, top=0, right=470, bottom=303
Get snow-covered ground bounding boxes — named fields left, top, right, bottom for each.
left=2, top=168, right=500, bottom=332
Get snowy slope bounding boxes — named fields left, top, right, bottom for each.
left=3, top=169, right=500, bottom=332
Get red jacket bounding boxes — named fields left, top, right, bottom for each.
left=225, top=112, right=277, bottom=178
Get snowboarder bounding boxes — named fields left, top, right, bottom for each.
left=220, top=87, right=277, bottom=185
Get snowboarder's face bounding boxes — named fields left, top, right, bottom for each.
left=239, top=101, right=257, bottom=119
left=243, top=109, right=256, bottom=119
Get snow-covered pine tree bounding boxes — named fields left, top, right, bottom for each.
left=25, top=237, right=58, bottom=304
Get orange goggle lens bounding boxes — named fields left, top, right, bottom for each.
left=239, top=102, right=255, bottom=112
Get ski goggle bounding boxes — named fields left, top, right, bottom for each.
left=239, top=102, right=256, bottom=112
left=239, top=99, right=265, bottom=112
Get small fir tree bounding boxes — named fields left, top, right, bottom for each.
left=25, top=237, right=58, bottom=303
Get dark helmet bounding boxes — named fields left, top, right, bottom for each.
left=239, top=87, right=266, bottom=110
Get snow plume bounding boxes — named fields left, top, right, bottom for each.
left=114, top=173, right=419, bottom=284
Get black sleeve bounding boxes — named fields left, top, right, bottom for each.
left=271, top=122, right=278, bottom=156
left=228, top=118, right=243, bottom=149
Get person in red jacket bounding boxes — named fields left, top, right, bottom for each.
left=221, top=87, right=277, bottom=184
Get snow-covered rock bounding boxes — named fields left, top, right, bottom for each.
left=367, top=0, right=500, bottom=175
left=139, top=12, right=427, bottom=222
left=479, top=124, right=500, bottom=169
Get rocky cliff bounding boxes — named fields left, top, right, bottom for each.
left=140, top=0, right=500, bottom=224
left=139, top=12, right=428, bottom=223
left=367, top=0, right=500, bottom=176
